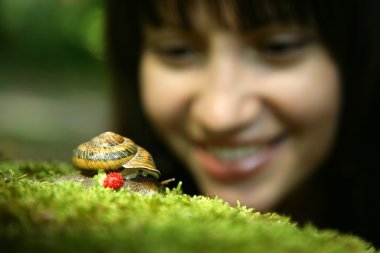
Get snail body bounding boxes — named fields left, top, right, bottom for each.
left=72, top=131, right=166, bottom=194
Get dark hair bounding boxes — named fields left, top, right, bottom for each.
left=105, top=0, right=379, bottom=247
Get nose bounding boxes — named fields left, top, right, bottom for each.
left=190, top=54, right=262, bottom=136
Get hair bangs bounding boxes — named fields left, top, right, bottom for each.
left=137, top=0, right=314, bottom=31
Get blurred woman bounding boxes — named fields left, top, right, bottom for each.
left=106, top=0, right=379, bottom=246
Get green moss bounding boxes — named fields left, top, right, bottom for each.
left=0, top=161, right=377, bottom=253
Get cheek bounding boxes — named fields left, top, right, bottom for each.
left=264, top=60, right=340, bottom=129
left=263, top=56, right=341, bottom=179
left=139, top=56, right=196, bottom=129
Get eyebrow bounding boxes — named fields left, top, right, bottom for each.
left=142, top=25, right=206, bottom=41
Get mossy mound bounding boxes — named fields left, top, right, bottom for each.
left=0, top=161, right=377, bottom=253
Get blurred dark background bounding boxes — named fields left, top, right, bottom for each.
left=0, top=0, right=111, bottom=162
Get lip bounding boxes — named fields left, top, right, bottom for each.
left=194, top=134, right=285, bottom=183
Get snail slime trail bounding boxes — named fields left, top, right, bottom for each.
left=60, top=131, right=174, bottom=194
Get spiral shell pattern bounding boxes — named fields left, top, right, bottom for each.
left=72, top=132, right=160, bottom=179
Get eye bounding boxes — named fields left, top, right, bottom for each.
left=256, top=33, right=312, bottom=63
left=260, top=40, right=307, bottom=55
left=151, top=41, right=202, bottom=67
left=259, top=39, right=309, bottom=58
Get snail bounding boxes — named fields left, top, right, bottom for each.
left=71, top=131, right=174, bottom=194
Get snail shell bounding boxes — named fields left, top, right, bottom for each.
left=72, top=132, right=160, bottom=179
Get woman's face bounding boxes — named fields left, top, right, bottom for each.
left=139, top=8, right=340, bottom=211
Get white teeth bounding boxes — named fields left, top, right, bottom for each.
left=208, top=145, right=264, bottom=161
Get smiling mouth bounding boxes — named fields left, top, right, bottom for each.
left=195, top=134, right=286, bottom=182
left=207, top=144, right=265, bottom=161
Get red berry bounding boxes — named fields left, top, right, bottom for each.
left=103, top=172, right=124, bottom=190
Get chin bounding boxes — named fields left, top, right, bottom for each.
left=201, top=182, right=283, bottom=211
left=231, top=195, right=278, bottom=211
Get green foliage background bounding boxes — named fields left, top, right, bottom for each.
left=0, top=0, right=110, bottom=161
left=0, top=0, right=104, bottom=64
